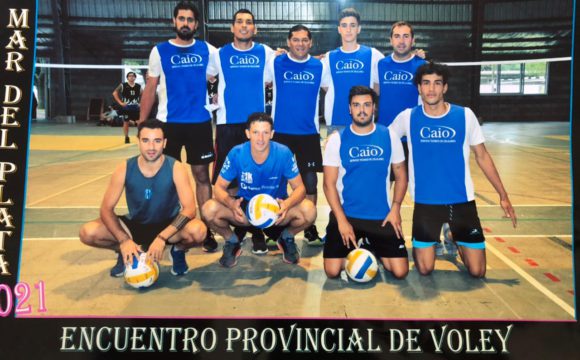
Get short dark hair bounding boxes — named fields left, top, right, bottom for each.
left=137, top=119, right=165, bottom=138
left=246, top=112, right=273, bottom=129
left=348, top=86, right=377, bottom=105
left=126, top=71, right=136, bottom=79
left=288, top=24, right=311, bottom=40
left=338, top=8, right=360, bottom=24
left=390, top=21, right=414, bottom=38
left=414, top=61, right=450, bottom=86
left=173, top=1, right=200, bottom=22
left=232, top=9, right=255, bottom=24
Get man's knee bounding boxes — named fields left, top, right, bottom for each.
left=299, top=199, right=317, bottom=224
left=182, top=219, right=207, bottom=245
left=191, top=165, right=210, bottom=184
left=324, top=261, right=342, bottom=279
left=390, top=266, right=409, bottom=280
left=467, top=264, right=486, bottom=278
left=79, top=223, right=96, bottom=246
left=201, top=199, right=220, bottom=222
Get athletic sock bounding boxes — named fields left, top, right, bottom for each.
left=226, top=233, right=240, bottom=244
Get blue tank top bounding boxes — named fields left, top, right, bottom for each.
left=219, top=43, right=267, bottom=124
left=157, top=40, right=211, bottom=123
left=272, top=54, right=323, bottom=135
left=125, top=156, right=180, bottom=223
left=328, top=46, right=373, bottom=126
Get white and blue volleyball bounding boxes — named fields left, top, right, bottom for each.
left=246, top=193, right=280, bottom=229
left=124, top=253, right=159, bottom=289
left=345, top=248, right=378, bottom=283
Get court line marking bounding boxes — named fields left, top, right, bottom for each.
left=26, top=173, right=112, bottom=207
left=25, top=204, right=572, bottom=209
left=486, top=242, right=575, bottom=317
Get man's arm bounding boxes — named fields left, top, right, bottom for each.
left=323, top=166, right=356, bottom=248
left=472, top=143, right=517, bottom=227
left=100, top=162, right=140, bottom=263
left=284, top=175, right=307, bottom=209
left=214, top=175, right=245, bottom=223
left=112, top=84, right=125, bottom=107
left=139, top=75, right=159, bottom=123
left=382, top=161, right=408, bottom=238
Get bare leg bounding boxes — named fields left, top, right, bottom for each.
left=412, top=246, right=436, bottom=276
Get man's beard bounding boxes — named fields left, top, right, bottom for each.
left=353, top=113, right=373, bottom=127
left=175, top=26, right=194, bottom=40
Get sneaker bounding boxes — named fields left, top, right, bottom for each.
left=169, top=245, right=189, bottom=276
left=304, top=224, right=325, bottom=246
left=124, top=136, right=130, bottom=144
left=110, top=251, right=125, bottom=277
left=277, top=236, right=299, bottom=264
left=220, top=242, right=242, bottom=268
left=434, top=241, right=445, bottom=256
left=266, top=236, right=278, bottom=251
left=251, top=231, right=268, bottom=255
left=203, top=230, right=218, bottom=253
left=442, top=223, right=457, bottom=255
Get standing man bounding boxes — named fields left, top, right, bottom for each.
left=265, top=24, right=330, bottom=245
left=322, top=8, right=384, bottom=136
left=202, top=113, right=316, bottom=267
left=374, top=21, right=426, bottom=127
left=323, top=86, right=408, bottom=279
left=112, top=71, right=141, bottom=143
left=139, top=1, right=217, bottom=251
left=206, top=9, right=276, bottom=254
left=390, top=62, right=517, bottom=278
left=79, top=120, right=207, bottom=277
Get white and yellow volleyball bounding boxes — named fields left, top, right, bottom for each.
left=124, top=253, right=159, bottom=289
left=246, top=193, right=280, bottom=229
left=345, top=248, right=379, bottom=283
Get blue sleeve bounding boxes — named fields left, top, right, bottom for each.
left=219, top=148, right=238, bottom=182
left=283, top=148, right=300, bottom=180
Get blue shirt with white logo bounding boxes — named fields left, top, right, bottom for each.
left=208, top=42, right=274, bottom=125
left=323, top=124, right=405, bottom=220
left=124, top=155, right=180, bottom=224
left=389, top=104, right=485, bottom=205
left=266, top=54, right=327, bottom=135
left=220, top=141, right=300, bottom=200
left=376, top=54, right=426, bottom=126
left=149, top=40, right=213, bottom=123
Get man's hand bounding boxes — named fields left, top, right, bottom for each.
left=146, top=237, right=166, bottom=262
left=500, top=197, right=517, bottom=228
left=275, top=199, right=289, bottom=225
left=337, top=218, right=357, bottom=249
left=120, top=239, right=141, bottom=266
left=231, top=197, right=246, bottom=223
left=382, top=210, right=403, bottom=239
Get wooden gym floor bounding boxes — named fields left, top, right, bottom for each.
left=18, top=121, right=574, bottom=320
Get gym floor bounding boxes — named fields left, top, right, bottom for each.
left=18, top=121, right=573, bottom=320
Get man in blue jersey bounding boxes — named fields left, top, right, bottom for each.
left=374, top=21, right=426, bottom=127
left=323, top=86, right=409, bottom=279
left=265, top=24, right=331, bottom=246
left=206, top=9, right=276, bottom=255
left=79, top=120, right=207, bottom=277
left=390, top=62, right=517, bottom=278
left=139, top=1, right=217, bottom=253
left=322, top=8, right=384, bottom=137
left=202, top=113, right=317, bottom=267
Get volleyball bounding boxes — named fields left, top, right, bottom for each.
left=345, top=248, right=379, bottom=283
left=246, top=193, right=280, bottom=229
left=124, top=253, right=159, bottom=289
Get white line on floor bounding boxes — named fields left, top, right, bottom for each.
left=26, top=173, right=112, bottom=207
left=486, top=242, right=575, bottom=317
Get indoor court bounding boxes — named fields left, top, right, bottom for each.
left=18, top=120, right=573, bottom=320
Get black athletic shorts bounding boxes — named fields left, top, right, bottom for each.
left=412, top=201, right=485, bottom=249
left=119, top=215, right=172, bottom=251
left=163, top=120, right=215, bottom=165
left=273, top=132, right=323, bottom=173
left=239, top=198, right=285, bottom=240
left=121, top=105, right=140, bottom=121
left=323, top=211, right=408, bottom=259
left=212, top=123, right=247, bottom=184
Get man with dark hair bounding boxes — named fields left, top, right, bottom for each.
left=323, top=86, right=408, bottom=279
left=265, top=24, right=330, bottom=246
left=112, top=71, right=142, bottom=143
left=206, top=9, right=277, bottom=255
left=139, top=1, right=217, bottom=253
left=322, top=8, right=384, bottom=137
left=79, top=119, right=207, bottom=277
left=202, top=113, right=316, bottom=268
left=390, top=62, right=517, bottom=278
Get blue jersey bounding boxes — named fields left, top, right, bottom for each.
left=148, top=40, right=215, bottom=123
left=124, top=156, right=180, bottom=224
left=220, top=141, right=300, bottom=200
left=376, top=54, right=426, bottom=126
left=208, top=42, right=274, bottom=125
left=389, top=104, right=485, bottom=205
left=323, top=124, right=405, bottom=220
left=322, top=45, right=383, bottom=127
left=266, top=54, right=329, bottom=135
